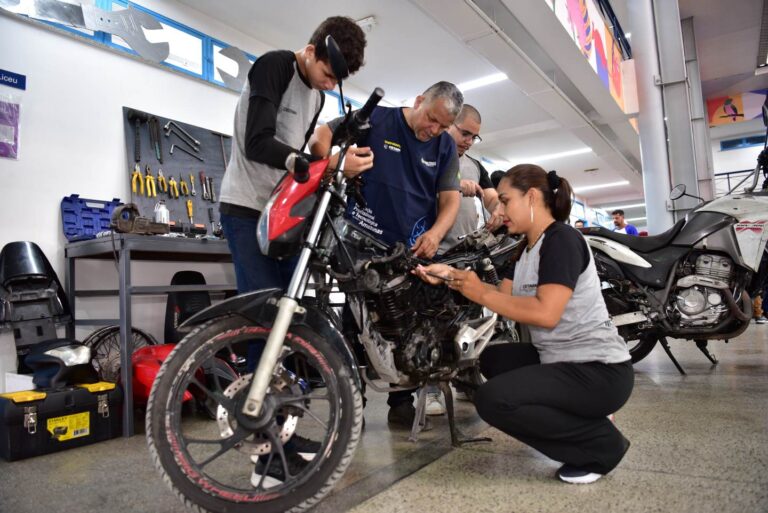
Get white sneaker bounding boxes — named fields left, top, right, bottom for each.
left=453, top=388, right=470, bottom=401
left=425, top=393, right=446, bottom=416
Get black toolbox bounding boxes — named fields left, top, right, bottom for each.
left=0, top=382, right=123, bottom=461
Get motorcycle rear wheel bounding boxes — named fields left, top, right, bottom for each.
left=146, top=315, right=362, bottom=513
left=625, top=335, right=658, bottom=363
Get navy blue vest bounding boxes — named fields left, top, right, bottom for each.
left=346, top=106, right=457, bottom=247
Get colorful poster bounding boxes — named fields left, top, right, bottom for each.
left=545, top=0, right=626, bottom=111
left=0, top=97, right=20, bottom=160
left=707, top=90, right=768, bottom=127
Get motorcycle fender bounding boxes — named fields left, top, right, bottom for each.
left=178, top=288, right=362, bottom=390
left=584, top=236, right=652, bottom=268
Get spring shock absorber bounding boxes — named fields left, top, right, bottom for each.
left=481, top=258, right=500, bottom=285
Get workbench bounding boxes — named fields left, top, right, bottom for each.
left=64, top=234, right=234, bottom=437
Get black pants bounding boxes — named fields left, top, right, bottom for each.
left=475, top=343, right=634, bottom=475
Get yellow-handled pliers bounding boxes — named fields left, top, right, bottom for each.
left=168, top=175, right=179, bottom=199
left=131, top=163, right=144, bottom=196
left=179, top=174, right=190, bottom=197
left=157, top=169, right=168, bottom=194
left=144, top=165, right=157, bottom=198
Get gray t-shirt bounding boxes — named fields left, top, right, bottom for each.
left=439, top=154, right=493, bottom=253
left=510, top=222, right=631, bottom=364
left=220, top=51, right=323, bottom=212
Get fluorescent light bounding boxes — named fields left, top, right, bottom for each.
left=573, top=180, right=630, bottom=193
left=626, top=217, right=647, bottom=222
left=602, top=202, right=646, bottom=210
left=509, top=147, right=593, bottom=164
left=458, top=73, right=507, bottom=92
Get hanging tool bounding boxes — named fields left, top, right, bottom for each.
left=148, top=116, right=163, bottom=164
left=200, top=171, right=210, bottom=200
left=189, top=174, right=197, bottom=196
left=163, top=120, right=201, bottom=147
left=167, top=130, right=200, bottom=152
left=179, top=174, right=190, bottom=196
left=207, top=177, right=216, bottom=202
left=126, top=110, right=148, bottom=163
left=145, top=165, right=157, bottom=198
left=157, top=169, right=168, bottom=194
left=186, top=199, right=194, bottom=224
left=168, top=175, right=179, bottom=199
left=170, top=144, right=205, bottom=162
left=207, top=207, right=216, bottom=234
left=131, top=163, right=144, bottom=196
left=219, top=134, right=228, bottom=167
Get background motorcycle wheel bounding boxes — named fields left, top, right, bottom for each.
left=82, top=326, right=158, bottom=382
left=624, top=335, right=658, bottom=364
left=146, top=315, right=363, bottom=513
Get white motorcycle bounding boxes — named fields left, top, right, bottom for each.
left=581, top=108, right=768, bottom=373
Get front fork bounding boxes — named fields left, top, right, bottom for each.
left=242, top=162, right=348, bottom=416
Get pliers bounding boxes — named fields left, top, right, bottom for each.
left=131, top=163, right=144, bottom=196
left=144, top=165, right=157, bottom=198
left=157, top=169, right=168, bottom=194
left=179, top=174, right=190, bottom=196
left=168, top=175, right=179, bottom=199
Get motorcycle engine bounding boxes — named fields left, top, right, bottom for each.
left=673, top=254, right=734, bottom=327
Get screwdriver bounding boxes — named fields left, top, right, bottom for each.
left=186, top=199, right=194, bottom=224
left=208, top=207, right=216, bottom=234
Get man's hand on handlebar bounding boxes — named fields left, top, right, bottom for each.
left=343, top=146, right=374, bottom=178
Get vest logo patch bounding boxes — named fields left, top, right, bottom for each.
left=383, top=139, right=401, bottom=153
left=279, top=106, right=298, bottom=115
left=521, top=283, right=537, bottom=291
left=420, top=157, right=436, bottom=167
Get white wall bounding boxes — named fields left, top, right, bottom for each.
left=0, top=3, right=278, bottom=386
left=710, top=119, right=764, bottom=174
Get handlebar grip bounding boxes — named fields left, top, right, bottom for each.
left=293, top=156, right=310, bottom=184
left=355, top=87, right=385, bottom=123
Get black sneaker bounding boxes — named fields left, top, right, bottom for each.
left=557, top=464, right=603, bottom=484
left=289, top=434, right=321, bottom=461
left=387, top=402, right=433, bottom=431
left=251, top=450, right=309, bottom=489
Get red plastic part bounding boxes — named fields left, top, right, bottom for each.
left=132, top=344, right=193, bottom=405
left=267, top=159, right=328, bottom=241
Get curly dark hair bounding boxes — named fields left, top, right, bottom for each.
left=309, top=16, right=367, bottom=75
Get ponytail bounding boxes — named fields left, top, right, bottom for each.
left=501, top=164, right=573, bottom=222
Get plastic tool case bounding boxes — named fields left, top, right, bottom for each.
left=0, top=382, right=122, bottom=461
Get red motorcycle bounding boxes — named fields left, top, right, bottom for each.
left=146, top=36, right=518, bottom=513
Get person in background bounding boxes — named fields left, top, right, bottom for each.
left=611, top=210, right=638, bottom=235
left=574, top=219, right=585, bottom=229
left=491, top=170, right=506, bottom=189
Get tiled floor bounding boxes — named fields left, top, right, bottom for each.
left=2, top=327, right=767, bottom=513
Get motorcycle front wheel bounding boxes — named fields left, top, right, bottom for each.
left=146, top=315, right=363, bottom=513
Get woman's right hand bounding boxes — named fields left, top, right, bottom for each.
left=412, top=263, right=454, bottom=286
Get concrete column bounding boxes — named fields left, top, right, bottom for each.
left=682, top=17, right=715, bottom=200
left=627, top=0, right=675, bottom=232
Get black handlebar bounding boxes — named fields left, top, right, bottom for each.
left=355, top=87, right=385, bottom=124
left=293, top=155, right=311, bottom=184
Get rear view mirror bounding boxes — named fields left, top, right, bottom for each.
left=670, top=184, right=686, bottom=200
left=325, top=35, right=348, bottom=87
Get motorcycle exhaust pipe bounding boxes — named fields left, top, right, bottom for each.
left=723, top=289, right=751, bottom=322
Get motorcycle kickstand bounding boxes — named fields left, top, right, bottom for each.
left=438, top=381, right=492, bottom=448
left=695, top=339, right=718, bottom=365
left=659, top=337, right=686, bottom=375
left=408, top=387, right=429, bottom=442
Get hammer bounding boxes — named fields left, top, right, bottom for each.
left=126, top=109, right=149, bottom=162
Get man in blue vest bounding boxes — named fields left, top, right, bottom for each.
left=311, top=81, right=463, bottom=427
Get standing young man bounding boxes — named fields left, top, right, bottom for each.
left=219, top=16, right=373, bottom=294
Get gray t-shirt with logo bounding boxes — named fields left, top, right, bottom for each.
left=510, top=222, right=630, bottom=364
left=220, top=51, right=323, bottom=213
left=439, top=154, right=493, bottom=253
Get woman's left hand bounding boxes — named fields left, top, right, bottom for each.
left=448, top=268, right=485, bottom=303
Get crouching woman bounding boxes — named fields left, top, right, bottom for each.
left=415, top=164, right=633, bottom=484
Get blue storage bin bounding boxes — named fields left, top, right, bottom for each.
left=61, top=195, right=122, bottom=241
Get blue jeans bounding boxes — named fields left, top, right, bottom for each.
left=220, top=212, right=299, bottom=294
left=220, top=212, right=299, bottom=373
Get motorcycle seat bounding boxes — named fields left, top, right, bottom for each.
left=580, top=219, right=685, bottom=254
